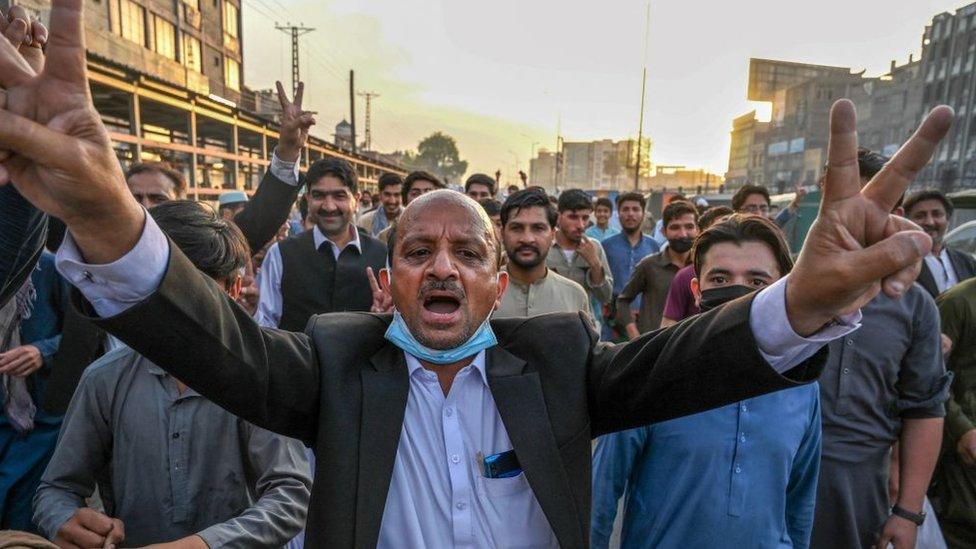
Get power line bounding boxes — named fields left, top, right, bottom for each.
left=274, top=24, right=315, bottom=96
left=357, top=91, right=380, bottom=150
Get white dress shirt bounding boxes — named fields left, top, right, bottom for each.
left=378, top=351, right=557, bottom=548
left=55, top=215, right=859, bottom=548
left=254, top=225, right=363, bottom=328
left=923, top=248, right=961, bottom=294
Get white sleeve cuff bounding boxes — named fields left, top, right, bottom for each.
left=270, top=150, right=301, bottom=186
left=750, top=275, right=861, bottom=374
left=55, top=213, right=170, bottom=318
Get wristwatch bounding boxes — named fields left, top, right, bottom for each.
left=891, top=505, right=926, bottom=526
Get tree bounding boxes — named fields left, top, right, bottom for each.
left=413, top=132, right=468, bottom=183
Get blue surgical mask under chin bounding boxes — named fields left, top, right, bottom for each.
left=385, top=311, right=497, bottom=365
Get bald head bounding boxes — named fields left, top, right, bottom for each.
left=394, top=190, right=501, bottom=268
left=379, top=189, right=509, bottom=351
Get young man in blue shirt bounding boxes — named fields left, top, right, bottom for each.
left=601, top=192, right=659, bottom=340
left=591, top=214, right=821, bottom=549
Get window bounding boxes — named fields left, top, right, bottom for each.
left=225, top=56, right=240, bottom=90
left=223, top=1, right=238, bottom=38
left=183, top=35, right=201, bottom=72
left=152, top=15, right=176, bottom=59
left=116, top=0, right=146, bottom=46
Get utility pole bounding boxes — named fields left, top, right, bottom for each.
left=634, top=1, right=650, bottom=191
left=357, top=91, right=380, bottom=151
left=349, top=70, right=357, bottom=153
left=274, top=23, right=314, bottom=96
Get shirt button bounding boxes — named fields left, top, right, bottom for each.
left=82, top=270, right=94, bottom=282
left=172, top=432, right=180, bottom=439
left=740, top=434, right=746, bottom=443
left=846, top=339, right=853, bottom=346
left=740, top=404, right=748, bottom=412
left=735, top=466, right=742, bottom=474
left=450, top=454, right=460, bottom=464
left=843, top=367, right=850, bottom=374
left=445, top=407, right=454, bottom=417
left=456, top=502, right=466, bottom=510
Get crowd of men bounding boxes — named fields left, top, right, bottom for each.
left=0, top=5, right=975, bottom=549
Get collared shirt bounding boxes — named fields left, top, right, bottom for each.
left=255, top=224, right=363, bottom=328
left=616, top=250, right=684, bottom=333
left=819, top=286, right=951, bottom=462
left=545, top=238, right=614, bottom=306
left=378, top=350, right=558, bottom=548
left=924, top=248, right=961, bottom=294
left=591, top=383, right=822, bottom=549
left=34, top=347, right=311, bottom=547
left=494, top=268, right=594, bottom=326
left=601, top=232, right=660, bottom=296
left=55, top=218, right=862, bottom=548
left=585, top=224, right=620, bottom=242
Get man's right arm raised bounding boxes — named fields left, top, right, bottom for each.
left=0, top=0, right=321, bottom=443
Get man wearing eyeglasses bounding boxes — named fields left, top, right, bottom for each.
left=731, top=184, right=773, bottom=219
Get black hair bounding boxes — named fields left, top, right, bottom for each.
left=594, top=197, right=614, bottom=211
left=478, top=198, right=502, bottom=217
left=125, top=161, right=187, bottom=196
left=557, top=189, right=592, bottom=213
left=903, top=189, right=954, bottom=217
left=501, top=187, right=558, bottom=227
left=698, top=205, right=734, bottom=231
left=731, top=184, right=770, bottom=211
left=662, top=200, right=699, bottom=227
left=858, top=148, right=889, bottom=181
left=692, top=213, right=793, bottom=278
left=615, top=192, right=646, bottom=210
left=150, top=200, right=249, bottom=284
left=378, top=172, right=403, bottom=192
left=306, top=157, right=359, bottom=193
left=402, top=170, right=445, bottom=202
left=465, top=173, right=497, bottom=196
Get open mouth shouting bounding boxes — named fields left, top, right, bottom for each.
left=420, top=289, right=465, bottom=326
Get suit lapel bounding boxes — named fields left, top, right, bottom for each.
left=917, top=261, right=938, bottom=298
left=355, top=344, right=409, bottom=547
left=486, top=346, right=584, bottom=548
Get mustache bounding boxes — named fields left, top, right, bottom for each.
left=514, top=245, right=540, bottom=255
left=418, top=280, right=466, bottom=300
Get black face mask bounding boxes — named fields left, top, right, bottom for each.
left=668, top=237, right=694, bottom=253
left=699, top=285, right=756, bottom=312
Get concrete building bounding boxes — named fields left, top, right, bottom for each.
left=529, top=148, right=557, bottom=191
left=335, top=120, right=353, bottom=149
left=727, top=56, right=923, bottom=193
left=558, top=138, right=651, bottom=191
left=725, top=110, right=768, bottom=188
left=919, top=2, right=976, bottom=191
left=3, top=0, right=403, bottom=196
left=646, top=166, right=724, bottom=194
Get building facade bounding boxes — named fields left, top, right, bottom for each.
left=919, top=2, right=976, bottom=191
left=529, top=148, right=557, bottom=191
left=727, top=56, right=923, bottom=193
left=4, top=0, right=404, bottom=196
left=556, top=138, right=651, bottom=191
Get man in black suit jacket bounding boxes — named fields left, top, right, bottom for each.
left=904, top=189, right=976, bottom=298
left=0, top=5, right=954, bottom=546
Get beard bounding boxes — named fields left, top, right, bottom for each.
left=506, top=245, right=544, bottom=269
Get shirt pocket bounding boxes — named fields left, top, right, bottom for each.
left=478, top=471, right=532, bottom=498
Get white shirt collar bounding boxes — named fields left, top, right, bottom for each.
left=312, top=224, right=362, bottom=254
left=404, top=349, right=489, bottom=387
